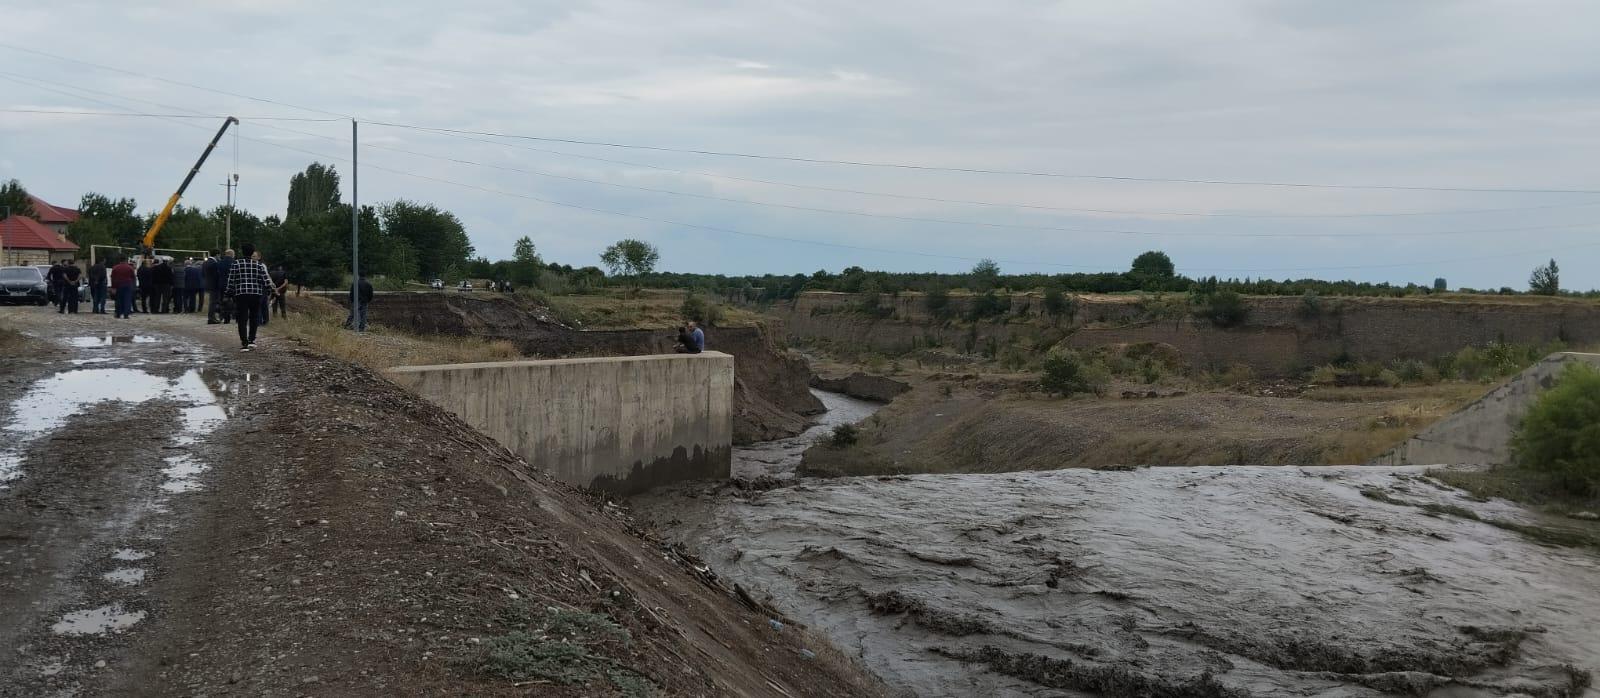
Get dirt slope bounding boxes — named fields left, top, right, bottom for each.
left=0, top=308, right=881, bottom=696
left=359, top=293, right=823, bottom=443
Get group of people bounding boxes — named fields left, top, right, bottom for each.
left=91, top=246, right=288, bottom=351
left=675, top=320, right=706, bottom=354
left=43, top=259, right=92, bottom=314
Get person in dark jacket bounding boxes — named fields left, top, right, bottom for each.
left=111, top=257, right=136, bottom=319
left=270, top=265, right=289, bottom=319
left=46, top=261, right=65, bottom=310
left=136, top=260, right=152, bottom=313
left=211, top=250, right=235, bottom=324
left=172, top=258, right=190, bottom=313
left=344, top=276, right=374, bottom=331
left=59, top=260, right=82, bottom=314
left=151, top=259, right=175, bottom=314
left=184, top=260, right=204, bottom=313
left=88, top=260, right=108, bottom=314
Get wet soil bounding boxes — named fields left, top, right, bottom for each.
left=0, top=306, right=884, bottom=696
left=635, top=461, right=1600, bottom=697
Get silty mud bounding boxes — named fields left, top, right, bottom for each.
left=643, top=466, right=1599, bottom=696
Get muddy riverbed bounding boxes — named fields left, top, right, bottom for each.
left=636, top=405, right=1600, bottom=696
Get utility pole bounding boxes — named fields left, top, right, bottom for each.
left=221, top=174, right=238, bottom=251
left=350, top=119, right=362, bottom=332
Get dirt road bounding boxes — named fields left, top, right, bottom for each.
left=0, top=306, right=883, bottom=696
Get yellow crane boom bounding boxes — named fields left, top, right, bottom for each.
left=141, top=116, right=238, bottom=252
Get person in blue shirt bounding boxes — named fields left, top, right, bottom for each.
left=689, top=321, right=705, bottom=353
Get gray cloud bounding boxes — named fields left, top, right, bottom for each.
left=1, top=0, right=1597, bottom=287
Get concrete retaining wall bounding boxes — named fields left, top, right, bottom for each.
left=386, top=353, right=734, bottom=495
left=1375, top=352, right=1600, bottom=466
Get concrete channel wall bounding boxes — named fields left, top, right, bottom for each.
left=386, top=352, right=734, bottom=495
left=1375, top=352, right=1600, bottom=466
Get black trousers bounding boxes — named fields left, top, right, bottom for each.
left=234, top=295, right=262, bottom=346
left=152, top=284, right=172, bottom=313
left=59, top=286, right=79, bottom=314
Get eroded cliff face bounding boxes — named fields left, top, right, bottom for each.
left=358, top=293, right=822, bottom=444
left=772, top=291, right=1600, bottom=376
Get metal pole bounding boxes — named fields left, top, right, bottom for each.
left=351, top=119, right=361, bottom=332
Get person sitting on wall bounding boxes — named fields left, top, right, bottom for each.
left=684, top=320, right=705, bottom=354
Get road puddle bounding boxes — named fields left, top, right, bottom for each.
left=67, top=334, right=160, bottom=348
left=111, top=549, right=151, bottom=562
left=102, top=568, right=146, bottom=586
left=51, top=604, right=146, bottom=635
left=159, top=454, right=208, bottom=493
left=0, top=367, right=236, bottom=487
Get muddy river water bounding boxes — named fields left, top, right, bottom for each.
left=636, top=392, right=1600, bottom=697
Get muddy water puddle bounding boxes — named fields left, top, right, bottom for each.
left=101, top=568, right=146, bottom=586
left=50, top=604, right=146, bottom=636
left=643, top=466, right=1600, bottom=696
left=67, top=334, right=160, bottom=348
left=734, top=389, right=882, bottom=479
left=0, top=365, right=249, bottom=487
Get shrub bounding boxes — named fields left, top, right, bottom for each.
left=1195, top=290, right=1248, bottom=328
left=1510, top=363, right=1600, bottom=497
left=1296, top=291, right=1322, bottom=319
left=680, top=292, right=723, bottom=326
left=924, top=286, right=952, bottom=320
left=967, top=290, right=1010, bottom=321
left=830, top=423, right=860, bottom=447
left=1039, top=350, right=1109, bottom=397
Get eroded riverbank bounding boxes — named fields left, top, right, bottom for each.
left=636, top=462, right=1599, bottom=696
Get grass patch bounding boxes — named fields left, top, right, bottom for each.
left=474, top=607, right=652, bottom=696
left=275, top=295, right=521, bottom=371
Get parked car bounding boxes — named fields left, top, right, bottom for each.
left=0, top=266, right=49, bottom=305
left=458, top=280, right=473, bottom=292
left=430, top=278, right=444, bottom=290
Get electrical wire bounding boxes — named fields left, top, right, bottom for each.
left=4, top=42, right=1596, bottom=195
left=7, top=64, right=1599, bottom=275
left=0, top=107, right=341, bottom=121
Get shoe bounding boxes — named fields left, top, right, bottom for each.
left=241, top=346, right=252, bottom=352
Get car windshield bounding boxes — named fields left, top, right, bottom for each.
left=1, top=268, right=43, bottom=283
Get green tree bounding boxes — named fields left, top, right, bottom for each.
left=1042, top=283, right=1076, bottom=320
left=381, top=201, right=473, bottom=280
left=0, top=179, right=34, bottom=219
left=924, top=285, right=952, bottom=321
left=1511, top=363, right=1600, bottom=496
left=1433, top=277, right=1448, bottom=292
left=1040, top=350, right=1109, bottom=397
left=1529, top=259, right=1560, bottom=296
left=1196, top=289, right=1248, bottom=327
left=970, top=258, right=1001, bottom=291
left=69, top=193, right=143, bottom=258
left=286, top=163, right=342, bottom=221
left=599, top=239, right=660, bottom=280
left=510, top=236, right=542, bottom=286
left=1129, top=250, right=1176, bottom=290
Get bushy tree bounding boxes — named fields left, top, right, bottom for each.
left=1197, top=289, right=1248, bottom=327
left=510, top=236, right=542, bottom=286
left=1529, top=259, right=1560, bottom=296
left=1433, top=277, right=1448, bottom=292
left=924, top=285, right=952, bottom=320
left=0, top=179, right=34, bottom=219
left=382, top=201, right=473, bottom=280
left=970, top=258, right=1001, bottom=291
left=286, top=163, right=342, bottom=220
left=1511, top=363, right=1600, bottom=496
left=1129, top=250, right=1176, bottom=289
left=1040, top=350, right=1109, bottom=396
left=1043, top=283, right=1076, bottom=320
left=599, top=239, right=660, bottom=280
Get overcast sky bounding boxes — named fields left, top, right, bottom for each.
left=2, top=0, right=1597, bottom=288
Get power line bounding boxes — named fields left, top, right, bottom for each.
left=20, top=71, right=1593, bottom=240
left=377, top=127, right=1600, bottom=220
left=9, top=63, right=1599, bottom=275
left=4, top=42, right=1595, bottom=196
left=0, top=107, right=342, bottom=121
left=364, top=121, right=1600, bottom=195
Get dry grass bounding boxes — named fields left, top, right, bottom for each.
left=276, top=295, right=521, bottom=371
left=539, top=288, right=763, bottom=329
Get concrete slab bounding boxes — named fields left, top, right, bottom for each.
left=387, top=352, right=734, bottom=494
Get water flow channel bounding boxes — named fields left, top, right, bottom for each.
left=639, top=392, right=1600, bottom=697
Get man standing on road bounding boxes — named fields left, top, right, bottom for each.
left=270, top=265, right=289, bottom=319
left=111, top=257, right=136, bottom=319
left=88, top=258, right=108, bottom=314
left=212, top=249, right=235, bottom=324
left=59, top=260, right=82, bottom=314
left=172, top=258, right=190, bottom=314
left=46, top=261, right=65, bottom=311
left=151, top=259, right=174, bottom=314
left=225, top=243, right=273, bottom=351
left=185, top=258, right=205, bottom=314
left=344, top=275, right=374, bottom=331
left=136, top=259, right=152, bottom=314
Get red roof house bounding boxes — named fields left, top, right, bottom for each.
left=1, top=215, right=78, bottom=266
left=27, top=194, right=79, bottom=235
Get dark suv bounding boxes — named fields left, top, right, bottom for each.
left=0, top=266, right=49, bottom=305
